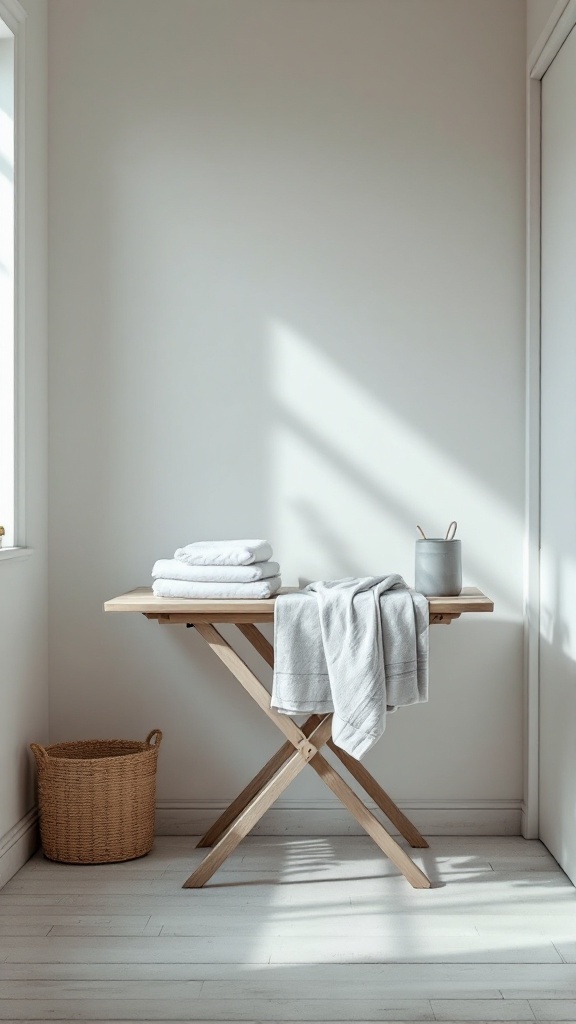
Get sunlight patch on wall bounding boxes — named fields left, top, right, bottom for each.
left=541, top=541, right=576, bottom=661
left=269, top=320, right=520, bottom=615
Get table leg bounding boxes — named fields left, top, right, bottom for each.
left=184, top=750, right=308, bottom=887
left=236, top=622, right=275, bottom=667
left=237, top=622, right=429, bottom=850
left=189, top=621, right=431, bottom=890
left=193, top=622, right=316, bottom=754
left=309, top=753, right=431, bottom=888
left=183, top=716, right=334, bottom=888
left=197, top=714, right=324, bottom=848
left=327, top=741, right=429, bottom=849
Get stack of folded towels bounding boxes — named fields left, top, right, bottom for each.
left=152, top=539, right=282, bottom=600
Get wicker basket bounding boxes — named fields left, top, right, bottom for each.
left=30, top=730, right=162, bottom=864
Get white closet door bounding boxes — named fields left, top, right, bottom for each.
left=540, top=25, right=576, bottom=882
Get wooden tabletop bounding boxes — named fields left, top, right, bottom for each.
left=104, top=586, right=493, bottom=624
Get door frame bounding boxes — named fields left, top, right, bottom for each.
left=524, top=0, right=576, bottom=838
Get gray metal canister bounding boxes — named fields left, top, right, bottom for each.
left=415, top=538, right=462, bottom=597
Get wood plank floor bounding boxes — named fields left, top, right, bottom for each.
left=1, top=835, right=575, bottom=1022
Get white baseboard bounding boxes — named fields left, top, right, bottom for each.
left=0, top=808, right=39, bottom=887
left=156, top=798, right=522, bottom=837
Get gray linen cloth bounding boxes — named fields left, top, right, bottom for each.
left=272, top=576, right=429, bottom=760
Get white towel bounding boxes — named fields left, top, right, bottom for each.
left=152, top=558, right=281, bottom=583
left=174, top=539, right=273, bottom=566
left=153, top=577, right=282, bottom=600
left=272, top=576, right=429, bottom=759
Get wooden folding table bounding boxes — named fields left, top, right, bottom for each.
left=104, top=586, right=493, bottom=890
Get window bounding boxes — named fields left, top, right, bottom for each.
left=0, top=16, right=15, bottom=549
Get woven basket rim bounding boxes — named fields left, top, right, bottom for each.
left=42, top=738, right=150, bottom=748
left=39, top=740, right=155, bottom=762
left=44, top=752, right=153, bottom=764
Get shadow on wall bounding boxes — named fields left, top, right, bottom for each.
left=268, top=321, right=520, bottom=612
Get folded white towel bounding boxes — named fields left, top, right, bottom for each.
left=153, top=576, right=282, bottom=600
left=174, top=539, right=273, bottom=567
left=152, top=559, right=280, bottom=583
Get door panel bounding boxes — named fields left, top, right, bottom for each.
left=540, top=25, right=576, bottom=881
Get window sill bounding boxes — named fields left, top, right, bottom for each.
left=0, top=546, right=34, bottom=562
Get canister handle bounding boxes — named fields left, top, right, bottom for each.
left=445, top=521, right=458, bottom=541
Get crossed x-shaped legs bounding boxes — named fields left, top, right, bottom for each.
left=182, top=621, right=431, bottom=890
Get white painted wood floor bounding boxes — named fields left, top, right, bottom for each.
left=1, top=835, right=576, bottom=1022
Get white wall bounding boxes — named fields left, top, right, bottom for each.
left=48, top=0, right=526, bottom=832
left=527, top=0, right=561, bottom=57
left=0, top=0, right=48, bottom=881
